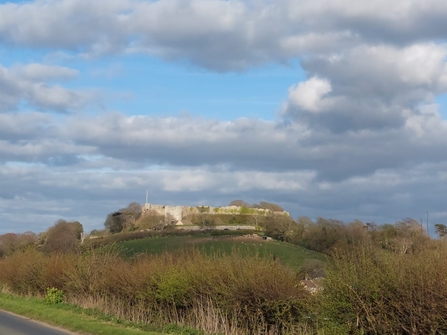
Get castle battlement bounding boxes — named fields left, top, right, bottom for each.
left=142, top=203, right=290, bottom=222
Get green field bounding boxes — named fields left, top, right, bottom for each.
left=120, top=235, right=326, bottom=269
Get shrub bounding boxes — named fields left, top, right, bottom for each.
left=42, top=220, right=83, bottom=253
left=0, top=246, right=312, bottom=334
left=45, top=287, right=65, bottom=304
left=320, top=239, right=447, bottom=334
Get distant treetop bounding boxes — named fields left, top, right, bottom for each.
left=258, top=201, right=284, bottom=212
left=229, top=200, right=250, bottom=207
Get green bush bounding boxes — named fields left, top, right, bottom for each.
left=45, top=287, right=65, bottom=304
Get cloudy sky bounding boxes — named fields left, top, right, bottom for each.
left=1, top=0, right=447, bottom=234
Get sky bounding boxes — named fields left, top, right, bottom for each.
left=1, top=0, right=447, bottom=235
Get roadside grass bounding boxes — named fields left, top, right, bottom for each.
left=120, top=235, right=326, bottom=269
left=0, top=293, right=199, bottom=335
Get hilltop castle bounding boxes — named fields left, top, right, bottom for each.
left=142, top=203, right=290, bottom=223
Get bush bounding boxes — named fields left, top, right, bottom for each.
left=42, top=220, right=83, bottom=253
left=0, top=246, right=311, bottom=334
left=321, top=239, right=447, bottom=334
left=45, top=287, right=65, bottom=304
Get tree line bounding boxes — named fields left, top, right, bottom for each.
left=0, top=219, right=83, bottom=256
left=2, top=206, right=447, bottom=334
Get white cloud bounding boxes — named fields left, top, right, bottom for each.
left=287, top=77, right=332, bottom=112
left=282, top=43, right=447, bottom=133
left=11, top=63, right=79, bottom=81
left=0, top=0, right=130, bottom=50
left=0, top=0, right=446, bottom=70
left=3, top=110, right=446, bottom=185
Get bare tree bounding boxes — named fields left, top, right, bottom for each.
left=138, top=209, right=165, bottom=230
left=0, top=233, right=18, bottom=257
left=0, top=232, right=37, bottom=257
left=264, top=215, right=296, bottom=241
left=125, top=202, right=142, bottom=219
left=104, top=202, right=142, bottom=233
left=43, top=220, right=84, bottom=253
left=259, top=201, right=284, bottom=212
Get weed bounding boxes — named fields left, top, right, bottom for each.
left=45, top=287, right=65, bottom=304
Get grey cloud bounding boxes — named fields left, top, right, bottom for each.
left=60, top=113, right=447, bottom=183
left=2, top=0, right=447, bottom=234
left=2, top=109, right=447, bottom=183
left=285, top=0, right=447, bottom=45
left=0, top=112, right=53, bottom=140
left=282, top=44, right=447, bottom=133
left=326, top=1, right=447, bottom=45
left=0, top=0, right=130, bottom=51
left=1, top=1, right=447, bottom=70
left=2, top=157, right=447, bottom=234
left=1, top=108, right=446, bottom=231
left=0, top=140, right=94, bottom=165
left=0, top=63, right=96, bottom=112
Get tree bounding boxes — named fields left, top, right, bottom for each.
left=300, top=217, right=345, bottom=253
left=138, top=209, right=165, bottom=230
left=104, top=202, right=142, bottom=233
left=0, top=232, right=37, bottom=257
left=124, top=202, right=142, bottom=219
left=297, top=259, right=326, bottom=280
left=199, top=214, right=216, bottom=228
left=0, top=233, right=18, bottom=257
left=379, top=218, right=428, bottom=254
left=250, top=203, right=262, bottom=209
left=230, top=200, right=249, bottom=207
left=435, top=224, right=447, bottom=238
left=264, top=215, right=296, bottom=241
left=259, top=201, right=284, bottom=212
left=248, top=215, right=261, bottom=230
left=43, top=220, right=84, bottom=253
left=89, top=229, right=107, bottom=237
left=104, top=212, right=124, bottom=234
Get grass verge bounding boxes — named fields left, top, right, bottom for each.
left=0, top=292, right=192, bottom=335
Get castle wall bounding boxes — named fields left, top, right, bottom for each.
left=141, top=203, right=290, bottom=222
left=165, top=206, right=183, bottom=222
left=142, top=203, right=165, bottom=216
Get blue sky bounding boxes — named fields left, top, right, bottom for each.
left=3, top=44, right=304, bottom=120
left=1, top=0, right=447, bottom=235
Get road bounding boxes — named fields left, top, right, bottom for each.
left=0, top=310, right=78, bottom=335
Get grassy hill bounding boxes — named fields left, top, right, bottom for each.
left=119, top=234, right=326, bottom=269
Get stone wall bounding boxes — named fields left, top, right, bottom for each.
left=141, top=203, right=290, bottom=222
left=165, top=206, right=183, bottom=222
left=142, top=203, right=165, bottom=216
